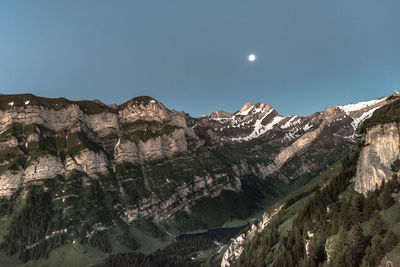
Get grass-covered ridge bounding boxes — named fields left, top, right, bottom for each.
left=0, top=93, right=117, bottom=114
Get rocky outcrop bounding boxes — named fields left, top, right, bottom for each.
left=24, top=155, right=65, bottom=182
left=266, top=124, right=325, bottom=175
left=232, top=159, right=269, bottom=180
left=114, top=129, right=187, bottom=164
left=221, top=204, right=284, bottom=267
left=0, top=170, right=24, bottom=196
left=123, top=173, right=241, bottom=222
left=354, top=123, right=400, bottom=194
left=0, top=105, right=119, bottom=137
left=69, top=149, right=110, bottom=176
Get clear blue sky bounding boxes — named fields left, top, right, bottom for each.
left=0, top=0, right=399, bottom=117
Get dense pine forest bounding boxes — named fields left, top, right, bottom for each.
left=236, top=149, right=400, bottom=267
left=98, top=237, right=215, bottom=267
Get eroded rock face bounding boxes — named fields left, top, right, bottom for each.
left=123, top=173, right=241, bottom=222
left=266, top=124, right=325, bottom=175
left=0, top=105, right=119, bottom=137
left=354, top=123, right=400, bottom=194
left=114, top=129, right=187, bottom=164
left=0, top=170, right=24, bottom=196
left=119, top=100, right=170, bottom=123
left=24, top=155, right=65, bottom=182
left=232, top=159, right=270, bottom=180
left=0, top=96, right=195, bottom=198
left=71, top=149, right=110, bottom=177
left=221, top=204, right=284, bottom=267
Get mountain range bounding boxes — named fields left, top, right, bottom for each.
left=0, top=92, right=399, bottom=266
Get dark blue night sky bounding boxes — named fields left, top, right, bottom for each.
left=1, top=0, right=399, bottom=117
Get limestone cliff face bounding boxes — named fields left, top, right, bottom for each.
left=0, top=94, right=241, bottom=224
left=0, top=170, right=23, bottom=197
left=118, top=97, right=197, bottom=138
left=0, top=104, right=119, bottom=138
left=114, top=128, right=187, bottom=164
left=0, top=95, right=195, bottom=197
left=0, top=93, right=393, bottom=226
left=354, top=123, right=400, bottom=194
left=24, top=155, right=65, bottom=182
left=69, top=149, right=110, bottom=177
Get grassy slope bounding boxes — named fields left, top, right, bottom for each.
left=381, top=198, right=400, bottom=265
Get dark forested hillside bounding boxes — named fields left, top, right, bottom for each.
left=236, top=148, right=400, bottom=267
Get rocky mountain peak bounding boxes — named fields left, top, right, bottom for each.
left=239, top=102, right=253, bottom=114
left=236, top=102, right=272, bottom=116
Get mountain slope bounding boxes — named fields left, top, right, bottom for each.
left=0, top=93, right=393, bottom=265
left=230, top=94, right=400, bottom=267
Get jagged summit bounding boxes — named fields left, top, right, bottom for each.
left=236, top=102, right=272, bottom=116
left=238, top=102, right=252, bottom=114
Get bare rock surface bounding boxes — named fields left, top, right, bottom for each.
left=354, top=123, right=400, bottom=194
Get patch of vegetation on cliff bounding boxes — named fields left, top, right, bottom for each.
left=139, top=146, right=238, bottom=201
left=212, top=138, right=279, bottom=166
left=121, top=120, right=179, bottom=143
left=66, top=131, right=104, bottom=157
left=0, top=146, right=25, bottom=174
left=115, top=162, right=150, bottom=204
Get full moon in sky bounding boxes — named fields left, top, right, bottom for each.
left=248, top=54, right=256, bottom=62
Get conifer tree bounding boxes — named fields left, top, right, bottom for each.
left=383, top=230, right=398, bottom=252
left=369, top=211, right=386, bottom=237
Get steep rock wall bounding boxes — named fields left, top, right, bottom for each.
left=114, top=129, right=187, bottom=164
left=354, top=123, right=400, bottom=194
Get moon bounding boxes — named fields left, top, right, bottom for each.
left=248, top=54, right=256, bottom=62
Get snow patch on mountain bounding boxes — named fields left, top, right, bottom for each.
left=338, top=98, right=385, bottom=115
left=230, top=109, right=286, bottom=141
left=302, top=123, right=313, bottom=131
left=281, top=116, right=301, bottom=129
left=351, top=107, right=380, bottom=130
